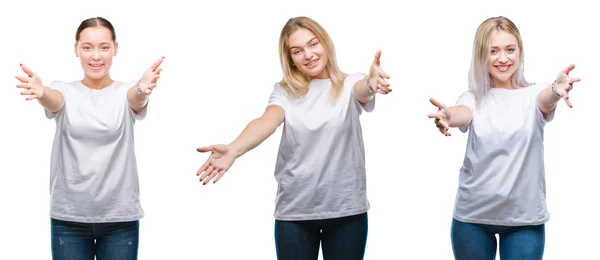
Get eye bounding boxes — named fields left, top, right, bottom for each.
left=291, top=49, right=301, bottom=55
left=508, top=48, right=515, bottom=52
left=310, top=42, right=318, bottom=47
left=101, top=46, right=110, bottom=50
left=490, top=49, right=497, bottom=54
left=83, top=46, right=91, bottom=50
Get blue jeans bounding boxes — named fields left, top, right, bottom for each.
left=451, top=218, right=545, bottom=260
left=51, top=218, right=139, bottom=260
left=274, top=212, right=368, bottom=260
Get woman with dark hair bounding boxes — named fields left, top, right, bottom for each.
left=15, top=17, right=164, bottom=260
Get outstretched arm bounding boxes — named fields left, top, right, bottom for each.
left=428, top=98, right=472, bottom=136
left=196, top=105, right=285, bottom=184
left=16, top=64, right=64, bottom=113
left=538, top=64, right=581, bottom=119
left=127, top=57, right=165, bottom=113
left=354, top=49, right=392, bottom=105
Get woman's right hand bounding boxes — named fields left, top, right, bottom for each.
left=428, top=97, right=452, bottom=136
left=196, top=144, right=238, bottom=185
left=16, top=64, right=45, bottom=100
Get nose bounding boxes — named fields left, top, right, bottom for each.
left=304, top=49, right=314, bottom=60
left=92, top=49, right=100, bottom=60
left=498, top=51, right=508, bottom=63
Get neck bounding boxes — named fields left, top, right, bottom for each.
left=310, top=68, right=330, bottom=80
left=491, top=76, right=517, bottom=90
left=81, top=75, right=114, bottom=90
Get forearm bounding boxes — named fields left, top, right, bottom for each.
left=229, top=117, right=281, bottom=157
left=127, top=83, right=149, bottom=113
left=447, top=105, right=472, bottom=128
left=538, top=83, right=561, bottom=114
left=354, top=76, right=376, bottom=104
left=39, top=87, right=64, bottom=113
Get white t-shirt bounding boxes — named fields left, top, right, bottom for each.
left=45, top=80, right=146, bottom=223
left=268, top=73, right=374, bottom=221
left=453, top=83, right=554, bottom=226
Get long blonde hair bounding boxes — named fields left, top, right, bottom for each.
left=468, top=16, right=528, bottom=104
left=278, top=17, right=346, bottom=99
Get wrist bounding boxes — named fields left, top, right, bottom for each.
left=551, top=80, right=561, bottom=99
left=228, top=143, right=244, bottom=158
left=136, top=81, right=149, bottom=96
left=365, top=75, right=375, bottom=95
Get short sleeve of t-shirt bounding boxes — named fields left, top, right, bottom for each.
left=455, top=91, right=476, bottom=133
left=268, top=84, right=285, bottom=110
left=348, top=72, right=375, bottom=113
left=45, top=81, right=67, bottom=119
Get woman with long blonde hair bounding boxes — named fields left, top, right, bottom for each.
left=428, top=16, right=580, bottom=259
left=196, top=16, right=392, bottom=259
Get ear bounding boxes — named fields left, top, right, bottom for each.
left=113, top=41, right=119, bottom=56
left=74, top=42, right=79, bottom=57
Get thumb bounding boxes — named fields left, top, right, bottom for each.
left=372, top=49, right=382, bottom=65
left=20, top=64, right=36, bottom=77
left=196, top=146, right=215, bottom=153
left=212, top=144, right=229, bottom=154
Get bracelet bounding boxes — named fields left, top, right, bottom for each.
left=136, top=82, right=149, bottom=96
left=551, top=80, right=561, bottom=98
left=365, top=76, right=375, bottom=95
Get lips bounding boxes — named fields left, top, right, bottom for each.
left=89, top=64, right=104, bottom=70
left=495, top=64, right=512, bottom=73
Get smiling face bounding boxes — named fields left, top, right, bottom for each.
left=487, top=29, right=519, bottom=86
left=288, top=28, right=329, bottom=80
left=74, top=26, right=117, bottom=80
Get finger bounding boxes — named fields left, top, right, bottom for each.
left=562, top=64, right=576, bottom=75
left=150, top=57, right=165, bottom=71
left=20, top=64, right=36, bottom=77
left=154, top=67, right=163, bottom=75
left=428, top=112, right=443, bottom=120
left=148, top=83, right=157, bottom=90
left=213, top=170, right=227, bottom=184
left=438, top=119, right=450, bottom=130
left=199, top=165, right=214, bottom=181
left=429, top=97, right=448, bottom=111
left=16, top=82, right=31, bottom=89
left=377, top=77, right=390, bottom=88
left=377, top=69, right=390, bottom=80
left=15, top=75, right=30, bottom=83
left=372, top=49, right=382, bottom=66
left=377, top=87, right=391, bottom=94
left=25, top=94, right=39, bottom=101
left=203, top=167, right=220, bottom=185
left=196, top=160, right=211, bottom=176
left=563, top=94, right=573, bottom=108
left=150, top=75, right=161, bottom=83
left=568, top=77, right=581, bottom=85
left=20, top=89, right=35, bottom=96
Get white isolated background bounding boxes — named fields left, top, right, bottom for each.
left=0, top=0, right=598, bottom=259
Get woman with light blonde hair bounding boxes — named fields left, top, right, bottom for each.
left=428, top=16, right=580, bottom=259
left=195, top=16, right=391, bottom=259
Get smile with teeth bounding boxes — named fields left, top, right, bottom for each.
left=495, top=64, right=512, bottom=73
left=305, top=59, right=318, bottom=67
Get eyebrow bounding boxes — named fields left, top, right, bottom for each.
left=79, top=42, right=112, bottom=45
left=290, top=37, right=318, bottom=50
left=491, top=44, right=517, bottom=48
